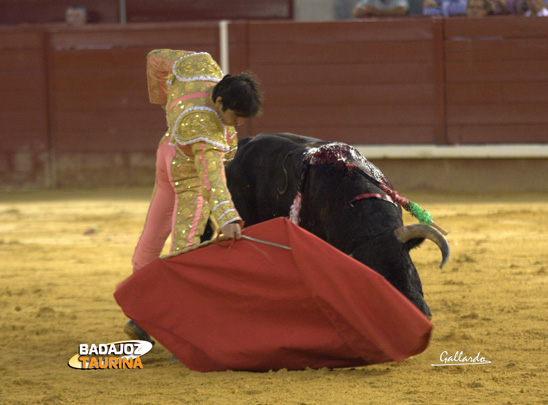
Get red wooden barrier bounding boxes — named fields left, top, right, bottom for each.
left=1, top=17, right=548, bottom=188
left=0, top=29, right=48, bottom=148
left=0, top=28, right=50, bottom=185
left=444, top=17, right=548, bottom=144
left=46, top=23, right=220, bottom=154
left=244, top=19, right=437, bottom=145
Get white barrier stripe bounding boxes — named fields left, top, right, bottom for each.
left=354, top=144, right=548, bottom=159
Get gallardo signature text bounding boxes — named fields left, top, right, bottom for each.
left=431, top=351, right=491, bottom=366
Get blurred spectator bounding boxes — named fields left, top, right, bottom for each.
left=490, top=0, right=524, bottom=15
left=490, top=0, right=522, bottom=14
left=466, top=0, right=493, bottom=16
left=65, top=4, right=88, bottom=26
left=408, top=0, right=425, bottom=14
left=353, top=0, right=409, bottom=17
left=466, top=0, right=538, bottom=15
left=334, top=0, right=358, bottom=19
left=422, top=0, right=467, bottom=16
left=522, top=0, right=548, bottom=15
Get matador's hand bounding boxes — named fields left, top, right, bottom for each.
left=221, top=222, right=242, bottom=240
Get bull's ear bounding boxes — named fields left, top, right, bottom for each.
left=405, top=238, right=424, bottom=250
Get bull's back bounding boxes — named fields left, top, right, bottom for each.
left=238, top=133, right=326, bottom=154
left=226, top=133, right=326, bottom=225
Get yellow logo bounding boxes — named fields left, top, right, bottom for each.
left=68, top=340, right=153, bottom=370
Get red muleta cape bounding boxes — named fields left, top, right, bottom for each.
left=114, top=218, right=432, bottom=372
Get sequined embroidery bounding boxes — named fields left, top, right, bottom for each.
left=172, top=52, right=223, bottom=83
left=169, top=138, right=240, bottom=250
left=171, top=107, right=229, bottom=152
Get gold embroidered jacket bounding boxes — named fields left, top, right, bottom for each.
left=147, top=49, right=240, bottom=229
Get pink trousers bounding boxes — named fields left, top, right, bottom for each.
left=131, top=136, right=178, bottom=273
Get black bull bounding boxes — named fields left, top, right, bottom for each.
left=217, top=133, right=449, bottom=317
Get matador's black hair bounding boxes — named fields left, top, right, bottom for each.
left=212, top=72, right=262, bottom=117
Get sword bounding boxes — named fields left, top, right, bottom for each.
left=161, top=232, right=292, bottom=260
left=241, top=234, right=292, bottom=250
left=209, top=216, right=291, bottom=250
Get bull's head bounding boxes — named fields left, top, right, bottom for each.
left=301, top=160, right=449, bottom=318
left=342, top=219, right=449, bottom=319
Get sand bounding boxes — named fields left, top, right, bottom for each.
left=1, top=188, right=546, bottom=404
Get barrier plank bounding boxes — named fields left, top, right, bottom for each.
left=447, top=82, right=548, bottom=104
left=0, top=70, right=45, bottom=91
left=251, top=63, right=433, bottom=85
left=49, top=24, right=219, bottom=50
left=53, top=89, right=151, bottom=111
left=446, top=38, right=548, bottom=62
left=54, top=110, right=163, bottom=133
left=0, top=110, right=47, bottom=134
left=445, top=16, right=548, bottom=39
left=253, top=105, right=433, bottom=127
left=0, top=90, right=45, bottom=111
left=249, top=41, right=433, bottom=64
left=50, top=48, right=149, bottom=70
left=50, top=68, right=146, bottom=90
left=248, top=20, right=433, bottom=43
left=0, top=49, right=44, bottom=70
left=54, top=128, right=164, bottom=152
left=0, top=30, right=43, bottom=49
left=446, top=60, right=548, bottom=83
left=447, top=124, right=548, bottom=143
left=265, top=84, right=434, bottom=106
left=249, top=125, right=436, bottom=145
left=447, top=104, right=548, bottom=125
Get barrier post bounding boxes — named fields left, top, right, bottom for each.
left=432, top=17, right=449, bottom=145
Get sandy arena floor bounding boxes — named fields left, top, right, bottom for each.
left=0, top=188, right=546, bottom=404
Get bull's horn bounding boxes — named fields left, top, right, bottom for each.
left=394, top=224, right=450, bottom=268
